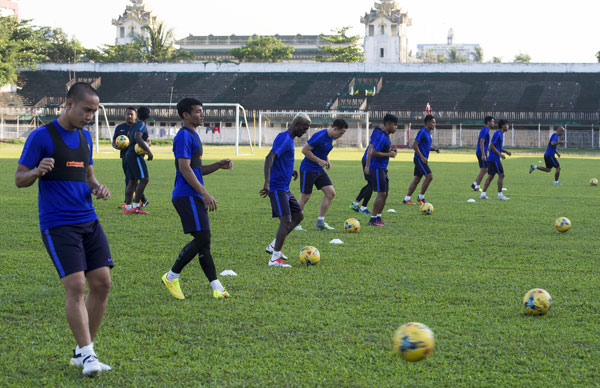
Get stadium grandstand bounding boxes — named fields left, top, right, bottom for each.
left=3, top=62, right=600, bottom=148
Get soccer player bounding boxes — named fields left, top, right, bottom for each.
left=123, top=106, right=153, bottom=214
left=112, top=107, right=147, bottom=208
left=260, top=113, right=311, bottom=267
left=349, top=124, right=385, bottom=215
left=15, top=83, right=113, bottom=377
left=403, top=115, right=440, bottom=205
left=297, top=119, right=348, bottom=230
left=471, top=116, right=494, bottom=191
left=161, top=98, right=233, bottom=300
left=529, top=126, right=565, bottom=185
left=364, top=113, right=398, bottom=226
left=480, top=119, right=512, bottom=200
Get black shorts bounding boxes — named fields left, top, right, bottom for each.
left=41, top=220, right=113, bottom=279
left=299, top=170, right=332, bottom=194
left=125, top=153, right=149, bottom=181
left=173, top=196, right=210, bottom=234
left=544, top=154, right=559, bottom=169
left=487, top=160, right=504, bottom=175
left=476, top=154, right=487, bottom=169
left=369, top=168, right=389, bottom=193
left=413, top=158, right=432, bottom=177
left=269, top=190, right=302, bottom=218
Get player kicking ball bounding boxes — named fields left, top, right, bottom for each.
left=260, top=113, right=311, bottom=267
left=529, top=126, right=565, bottom=185
left=296, top=119, right=348, bottom=230
left=480, top=119, right=511, bottom=200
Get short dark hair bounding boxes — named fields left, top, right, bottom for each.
left=66, top=82, right=98, bottom=101
left=383, top=113, right=398, bottom=125
left=484, top=116, right=494, bottom=125
left=424, top=115, right=435, bottom=124
left=126, top=107, right=136, bottom=113
left=498, top=119, right=509, bottom=128
left=137, top=106, right=150, bottom=121
left=177, top=98, right=203, bottom=119
left=332, top=118, right=348, bottom=130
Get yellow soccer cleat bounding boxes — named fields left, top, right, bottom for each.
left=213, top=289, right=230, bottom=299
left=161, top=273, right=184, bottom=300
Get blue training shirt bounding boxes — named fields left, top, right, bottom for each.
left=544, top=133, right=559, bottom=156
left=125, top=120, right=148, bottom=158
left=269, top=131, right=295, bottom=191
left=18, top=120, right=97, bottom=231
left=362, top=127, right=382, bottom=161
left=414, top=128, right=432, bottom=159
left=487, top=130, right=504, bottom=162
left=369, top=130, right=391, bottom=169
left=172, top=127, right=205, bottom=199
left=300, top=129, right=334, bottom=172
left=476, top=126, right=490, bottom=156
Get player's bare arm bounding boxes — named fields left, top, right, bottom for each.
left=135, top=131, right=153, bottom=161
left=302, top=144, right=328, bottom=169
left=479, top=138, right=487, bottom=161
left=413, top=141, right=427, bottom=163
left=201, top=159, right=233, bottom=176
left=15, top=158, right=55, bottom=188
left=260, top=152, right=275, bottom=197
left=178, top=158, right=217, bottom=211
left=364, top=144, right=373, bottom=175
left=491, top=144, right=505, bottom=159
left=86, top=165, right=110, bottom=200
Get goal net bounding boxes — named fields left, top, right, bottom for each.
left=258, top=111, right=370, bottom=148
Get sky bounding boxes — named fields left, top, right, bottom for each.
left=19, top=0, right=600, bottom=63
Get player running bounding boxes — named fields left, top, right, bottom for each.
left=403, top=115, right=440, bottom=205
left=364, top=113, right=398, bottom=226
left=529, top=126, right=565, bottom=185
left=471, top=116, right=494, bottom=192
left=161, top=98, right=233, bottom=300
left=296, top=119, right=348, bottom=230
left=260, top=113, right=311, bottom=267
left=480, top=119, right=512, bottom=200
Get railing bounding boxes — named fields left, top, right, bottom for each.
left=368, top=110, right=600, bottom=124
left=65, top=76, right=102, bottom=92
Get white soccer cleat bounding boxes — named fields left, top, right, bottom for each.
left=554, top=182, right=562, bottom=186
left=479, top=193, right=489, bottom=200
left=269, top=258, right=291, bottom=268
left=265, top=243, right=274, bottom=254
left=70, top=350, right=111, bottom=371
left=82, top=355, right=102, bottom=377
left=294, top=225, right=306, bottom=231
left=497, top=193, right=510, bottom=200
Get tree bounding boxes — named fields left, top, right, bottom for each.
left=513, top=52, right=531, bottom=63
left=0, top=16, right=46, bottom=86
left=447, top=47, right=467, bottom=63
left=230, top=35, right=294, bottom=62
left=95, top=42, right=146, bottom=62
left=596, top=51, right=600, bottom=63
left=134, top=21, right=193, bottom=62
left=492, top=56, right=502, bottom=63
left=316, top=27, right=365, bottom=62
left=472, top=46, right=483, bottom=62
left=36, top=27, right=85, bottom=63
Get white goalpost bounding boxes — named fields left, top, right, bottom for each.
left=258, top=111, right=370, bottom=148
left=94, top=102, right=252, bottom=156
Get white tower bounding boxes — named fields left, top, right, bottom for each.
left=112, top=0, right=157, bottom=44
left=361, top=0, right=411, bottom=63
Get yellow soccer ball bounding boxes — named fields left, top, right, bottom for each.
left=299, top=246, right=320, bottom=266
left=344, top=218, right=360, bottom=233
left=419, top=202, right=434, bottom=215
left=393, top=322, right=435, bottom=362
left=134, top=143, right=147, bottom=156
left=115, top=135, right=129, bottom=150
left=523, top=288, right=552, bottom=315
left=590, top=178, right=598, bottom=186
left=555, top=217, right=571, bottom=233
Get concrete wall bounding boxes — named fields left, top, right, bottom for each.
left=33, top=62, right=600, bottom=74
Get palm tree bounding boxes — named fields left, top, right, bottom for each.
left=447, top=47, right=467, bottom=63
left=596, top=51, right=600, bottom=63
left=472, top=46, right=483, bottom=62
left=134, top=21, right=192, bottom=62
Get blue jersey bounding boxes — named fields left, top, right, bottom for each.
left=113, top=122, right=134, bottom=158
left=18, top=120, right=97, bottom=231
left=125, top=120, right=148, bottom=157
left=369, top=130, right=391, bottom=169
left=544, top=133, right=559, bottom=156
left=172, top=127, right=204, bottom=199
left=269, top=131, right=295, bottom=191
left=476, top=126, right=490, bottom=156
left=300, top=129, right=334, bottom=172
left=362, top=127, right=382, bottom=161
left=414, top=128, right=432, bottom=159
left=487, top=130, right=504, bottom=162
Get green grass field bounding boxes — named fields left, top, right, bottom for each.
left=1, top=144, right=599, bottom=387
